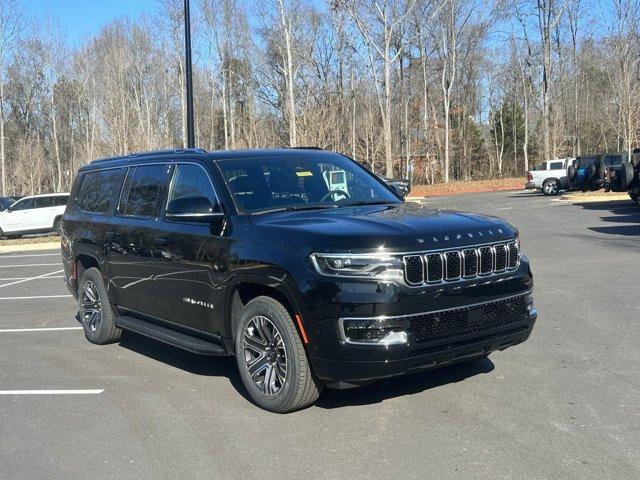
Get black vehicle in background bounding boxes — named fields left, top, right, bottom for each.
left=621, top=149, right=640, bottom=204
left=376, top=174, right=411, bottom=198
left=61, top=148, right=536, bottom=412
left=567, top=155, right=602, bottom=192
left=599, top=153, right=627, bottom=192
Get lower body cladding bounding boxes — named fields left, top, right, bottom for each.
left=304, top=263, right=536, bottom=387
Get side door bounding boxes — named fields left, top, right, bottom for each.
left=153, top=162, right=230, bottom=335
left=3, top=198, right=38, bottom=232
left=105, top=164, right=170, bottom=318
left=35, top=196, right=58, bottom=229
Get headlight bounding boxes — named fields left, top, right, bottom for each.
left=310, top=253, right=403, bottom=281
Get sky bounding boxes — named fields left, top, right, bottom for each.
left=20, top=0, right=159, bottom=45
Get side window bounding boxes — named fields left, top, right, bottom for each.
left=54, top=196, right=70, bottom=207
left=11, top=198, right=37, bottom=211
left=77, top=169, right=125, bottom=213
left=167, top=164, right=222, bottom=214
left=35, top=197, right=53, bottom=208
left=118, top=165, right=167, bottom=218
left=549, top=162, right=564, bottom=170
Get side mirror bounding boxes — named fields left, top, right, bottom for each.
left=166, top=196, right=221, bottom=222
left=391, top=184, right=407, bottom=200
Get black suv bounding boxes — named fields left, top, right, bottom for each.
left=61, top=148, right=537, bottom=412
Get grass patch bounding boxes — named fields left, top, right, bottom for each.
left=411, top=178, right=523, bottom=197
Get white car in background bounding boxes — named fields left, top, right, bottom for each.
left=0, top=193, right=69, bottom=238
left=525, top=158, right=576, bottom=196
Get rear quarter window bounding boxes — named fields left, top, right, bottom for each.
left=76, top=169, right=125, bottom=213
left=549, top=162, right=564, bottom=170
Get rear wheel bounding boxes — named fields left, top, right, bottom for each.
left=78, top=267, right=121, bottom=345
left=235, top=296, right=322, bottom=413
left=542, top=179, right=560, bottom=196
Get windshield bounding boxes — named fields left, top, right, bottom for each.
left=216, top=154, right=401, bottom=213
left=0, top=198, right=15, bottom=211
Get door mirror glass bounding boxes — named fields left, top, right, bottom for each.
left=166, top=196, right=220, bottom=222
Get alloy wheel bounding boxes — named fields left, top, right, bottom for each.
left=81, top=280, right=102, bottom=333
left=243, top=315, right=287, bottom=396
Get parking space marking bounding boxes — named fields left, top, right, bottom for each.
left=0, top=390, right=104, bottom=395
left=0, top=263, right=62, bottom=268
left=0, top=327, right=82, bottom=333
left=0, top=276, right=63, bottom=281
left=0, top=253, right=61, bottom=259
left=0, top=294, right=72, bottom=300
left=0, top=269, right=64, bottom=289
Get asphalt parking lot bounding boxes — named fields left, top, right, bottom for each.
left=1, top=190, right=639, bottom=480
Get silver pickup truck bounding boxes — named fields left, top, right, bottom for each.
left=525, top=158, right=576, bottom=196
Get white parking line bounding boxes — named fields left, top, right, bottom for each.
left=0, top=263, right=62, bottom=268
left=0, top=295, right=72, bottom=300
left=0, top=276, right=63, bottom=281
left=0, top=327, right=82, bottom=333
left=0, top=253, right=61, bottom=259
left=0, top=390, right=103, bottom=395
left=0, top=269, right=64, bottom=289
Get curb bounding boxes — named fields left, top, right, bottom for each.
left=557, top=194, right=631, bottom=203
left=0, top=241, right=61, bottom=254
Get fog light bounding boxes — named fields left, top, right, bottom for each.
left=340, top=317, right=410, bottom=346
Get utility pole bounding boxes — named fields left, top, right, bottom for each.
left=184, top=0, right=195, bottom=148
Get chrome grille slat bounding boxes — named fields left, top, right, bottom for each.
left=403, top=240, right=519, bottom=286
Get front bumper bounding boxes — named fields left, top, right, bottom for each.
left=302, top=257, right=536, bottom=384
left=311, top=305, right=536, bottom=384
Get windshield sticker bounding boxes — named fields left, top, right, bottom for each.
left=296, top=171, right=313, bottom=177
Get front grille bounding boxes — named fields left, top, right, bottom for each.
left=507, top=241, right=519, bottom=268
left=445, top=251, right=461, bottom=280
left=494, top=244, right=507, bottom=271
left=404, top=255, right=424, bottom=285
left=407, top=295, right=528, bottom=344
left=425, top=253, right=444, bottom=282
left=462, top=249, right=478, bottom=277
left=479, top=246, right=494, bottom=274
left=402, top=240, right=519, bottom=286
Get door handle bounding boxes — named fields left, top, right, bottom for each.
left=154, top=237, right=170, bottom=246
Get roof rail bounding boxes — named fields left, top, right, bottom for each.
left=91, top=148, right=207, bottom=164
left=288, top=146, right=324, bottom=150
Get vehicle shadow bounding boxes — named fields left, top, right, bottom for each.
left=118, top=330, right=252, bottom=403
left=315, top=357, right=495, bottom=409
left=119, top=330, right=496, bottom=410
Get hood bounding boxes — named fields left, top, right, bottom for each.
left=249, top=202, right=517, bottom=252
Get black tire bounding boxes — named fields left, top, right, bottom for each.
left=542, top=179, right=560, bottom=196
left=78, top=267, right=121, bottom=345
left=235, top=296, right=323, bottom=413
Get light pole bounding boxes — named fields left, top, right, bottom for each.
left=184, top=0, right=195, bottom=148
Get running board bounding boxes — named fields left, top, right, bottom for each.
left=115, top=315, right=227, bottom=356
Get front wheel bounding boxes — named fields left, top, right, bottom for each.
left=235, top=296, right=323, bottom=413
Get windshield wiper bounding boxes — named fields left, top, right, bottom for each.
left=287, top=203, right=339, bottom=211
left=252, top=203, right=338, bottom=215
left=340, top=200, right=396, bottom=207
